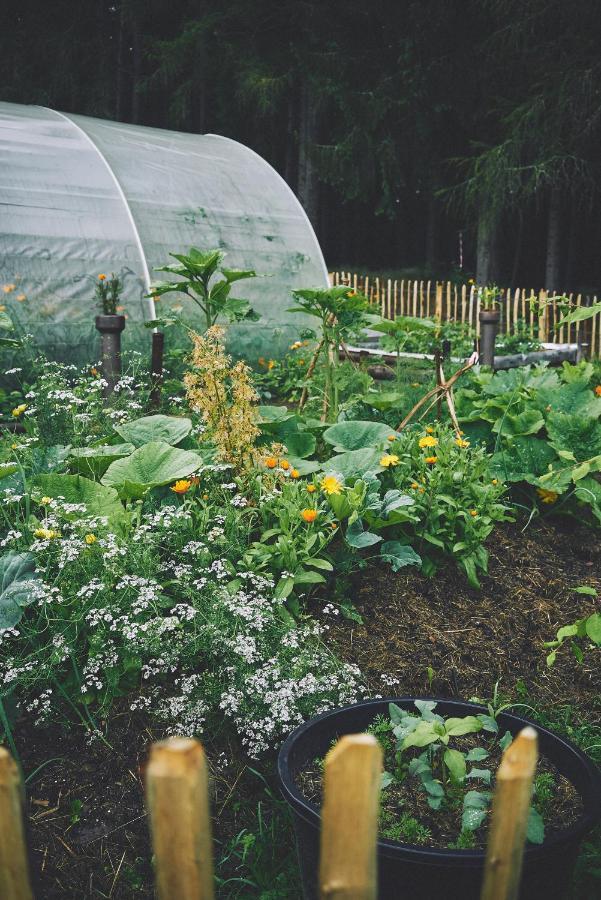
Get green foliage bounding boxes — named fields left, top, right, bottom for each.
left=35, top=473, right=127, bottom=530
left=101, top=441, right=202, bottom=499
left=149, top=248, right=259, bottom=332
left=456, top=362, right=601, bottom=523
left=323, top=420, right=393, bottom=452
left=544, top=586, right=601, bottom=666
left=94, top=273, right=122, bottom=316
left=0, top=552, right=39, bottom=629
left=115, top=414, right=193, bottom=448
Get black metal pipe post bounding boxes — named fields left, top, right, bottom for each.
left=95, top=314, right=126, bottom=397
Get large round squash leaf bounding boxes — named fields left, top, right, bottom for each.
left=102, top=441, right=203, bottom=499
left=323, top=420, right=393, bottom=451
left=69, top=444, right=135, bottom=477
left=0, top=551, right=40, bottom=629
left=36, top=474, right=127, bottom=530
left=322, top=448, right=383, bottom=481
left=115, top=415, right=192, bottom=448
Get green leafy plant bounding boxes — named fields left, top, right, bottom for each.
left=148, top=248, right=259, bottom=331
left=95, top=273, right=123, bottom=316
left=288, top=286, right=370, bottom=421
left=544, top=586, right=601, bottom=666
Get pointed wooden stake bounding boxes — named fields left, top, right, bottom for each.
left=319, top=734, right=382, bottom=900
left=0, top=747, right=33, bottom=900
left=145, top=737, right=214, bottom=900
left=480, top=726, right=539, bottom=900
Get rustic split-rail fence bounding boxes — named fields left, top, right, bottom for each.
left=330, top=272, right=601, bottom=356
left=0, top=726, right=538, bottom=900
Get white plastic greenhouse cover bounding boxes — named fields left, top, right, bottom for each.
left=0, top=101, right=328, bottom=362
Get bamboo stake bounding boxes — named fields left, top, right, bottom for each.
left=446, top=280, right=451, bottom=322
left=419, top=280, right=424, bottom=318
left=480, top=727, right=538, bottom=900
left=0, top=747, right=34, bottom=900
left=393, top=279, right=398, bottom=317
left=426, top=280, right=431, bottom=316
left=461, top=284, right=467, bottom=323
left=468, top=285, right=475, bottom=329
left=412, top=280, right=418, bottom=317
left=400, top=280, right=405, bottom=315
left=453, top=283, right=458, bottom=320
left=538, top=290, right=547, bottom=342
left=386, top=279, right=392, bottom=319
left=435, top=283, right=443, bottom=321
left=513, top=289, right=520, bottom=332
left=319, top=735, right=382, bottom=900
left=146, top=737, right=214, bottom=900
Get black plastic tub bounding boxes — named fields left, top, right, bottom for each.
left=277, top=698, right=601, bottom=900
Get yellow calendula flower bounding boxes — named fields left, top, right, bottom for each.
left=11, top=404, right=27, bottom=418
left=306, top=484, right=316, bottom=493
left=40, top=496, right=52, bottom=505
left=290, top=341, right=303, bottom=350
left=84, top=534, right=97, bottom=545
left=171, top=479, right=192, bottom=495
left=321, top=474, right=343, bottom=495
left=16, top=294, right=26, bottom=302
left=291, top=469, right=300, bottom=479
left=491, top=478, right=498, bottom=486
left=279, top=459, right=290, bottom=470
left=469, top=509, right=478, bottom=517
left=537, top=487, right=558, bottom=504
left=455, top=438, right=470, bottom=448
left=34, top=528, right=59, bottom=540
left=380, top=454, right=399, bottom=467
left=425, top=456, right=438, bottom=465
left=267, top=359, right=276, bottom=370
left=418, top=435, right=438, bottom=449
left=387, top=434, right=397, bottom=442
left=301, top=508, right=318, bottom=523
left=425, top=426, right=434, bottom=434
left=411, top=382, right=420, bottom=388
left=11, top=443, right=18, bottom=451
left=98, top=273, right=107, bottom=281
left=264, top=456, right=277, bottom=469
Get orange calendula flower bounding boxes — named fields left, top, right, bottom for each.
left=2, top=284, right=16, bottom=293
left=410, top=482, right=419, bottom=489
left=419, top=435, right=438, bottom=449
left=16, top=293, right=26, bottom=302
left=306, top=484, right=316, bottom=493
left=279, top=459, right=290, bottom=470
left=595, top=385, right=601, bottom=397
left=380, top=454, right=399, bottom=467
left=90, top=367, right=99, bottom=377
left=301, top=508, right=318, bottom=523
left=264, top=457, right=277, bottom=469
left=258, top=357, right=266, bottom=367
left=469, top=509, right=478, bottom=517
left=202, top=493, right=209, bottom=501
left=425, top=456, right=438, bottom=465
left=171, top=479, right=192, bottom=494
left=387, top=434, right=397, bottom=441
left=98, top=274, right=107, bottom=281
left=331, top=522, right=338, bottom=530
left=425, top=426, right=434, bottom=434
left=321, top=474, right=343, bottom=495
left=267, top=359, right=276, bottom=370
left=291, top=469, right=300, bottom=479
left=455, top=438, right=470, bottom=448
left=537, top=487, right=558, bottom=504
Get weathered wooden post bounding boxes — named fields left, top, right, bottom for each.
left=480, top=726, right=538, bottom=900
left=145, top=736, right=215, bottom=900
left=0, top=747, right=33, bottom=900
left=319, top=734, right=382, bottom=900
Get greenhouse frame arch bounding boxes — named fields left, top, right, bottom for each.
left=0, top=101, right=328, bottom=362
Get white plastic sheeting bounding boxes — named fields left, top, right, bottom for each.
left=0, top=101, right=328, bottom=362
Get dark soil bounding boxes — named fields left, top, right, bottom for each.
left=323, top=518, right=601, bottom=716
left=12, top=709, right=293, bottom=899
left=297, top=729, right=583, bottom=850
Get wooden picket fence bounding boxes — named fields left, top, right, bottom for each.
left=0, top=727, right=539, bottom=900
left=330, top=271, right=601, bottom=357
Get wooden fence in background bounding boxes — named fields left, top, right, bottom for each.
left=0, top=728, right=539, bottom=900
left=330, top=272, right=601, bottom=357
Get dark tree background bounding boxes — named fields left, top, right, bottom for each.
left=2, top=0, right=601, bottom=289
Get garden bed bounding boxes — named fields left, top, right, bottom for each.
left=13, top=518, right=600, bottom=898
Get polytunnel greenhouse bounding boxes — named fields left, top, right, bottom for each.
left=0, top=101, right=328, bottom=363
